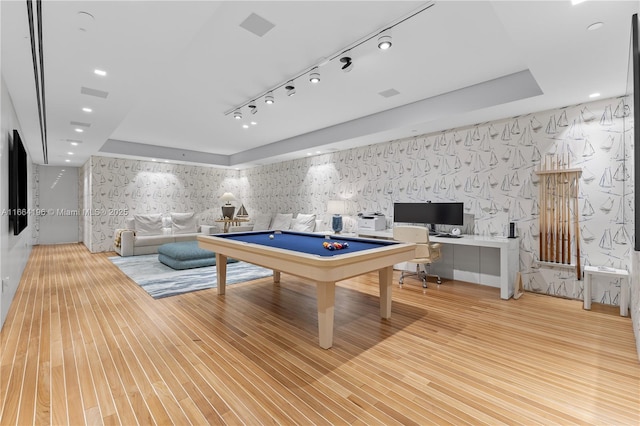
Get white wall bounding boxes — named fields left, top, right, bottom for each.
left=0, top=76, right=33, bottom=329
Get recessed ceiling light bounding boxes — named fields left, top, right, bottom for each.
left=94, top=69, right=107, bottom=77
left=82, top=107, right=92, bottom=113
left=589, top=92, right=601, bottom=98
left=587, top=22, right=604, bottom=31
left=151, top=159, right=157, bottom=162
left=242, top=124, right=249, bottom=129
left=251, top=121, right=257, bottom=126
left=67, top=152, right=74, bottom=155
left=70, top=142, right=79, bottom=146
left=571, top=0, right=587, bottom=5
left=307, top=153, right=313, bottom=156
left=74, top=128, right=83, bottom=133
left=65, top=159, right=70, bottom=163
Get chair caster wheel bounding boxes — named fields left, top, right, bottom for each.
left=436, top=279, right=442, bottom=285
left=422, top=282, right=427, bottom=288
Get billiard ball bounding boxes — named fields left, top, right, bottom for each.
left=269, top=234, right=274, bottom=239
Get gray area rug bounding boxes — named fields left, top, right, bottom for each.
left=109, top=254, right=273, bottom=298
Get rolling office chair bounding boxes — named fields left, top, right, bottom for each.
left=393, top=225, right=442, bottom=288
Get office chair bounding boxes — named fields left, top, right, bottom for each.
left=393, top=225, right=442, bottom=288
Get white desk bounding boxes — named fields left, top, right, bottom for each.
left=358, top=229, right=520, bottom=300
left=583, top=266, right=629, bottom=316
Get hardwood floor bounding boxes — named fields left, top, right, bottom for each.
left=1, top=243, right=638, bottom=425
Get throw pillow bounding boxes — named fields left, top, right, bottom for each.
left=270, top=213, right=293, bottom=231
left=134, top=213, right=164, bottom=236
left=171, top=212, right=198, bottom=234
left=252, top=213, right=272, bottom=231
left=125, top=217, right=135, bottom=230
left=291, top=213, right=316, bottom=232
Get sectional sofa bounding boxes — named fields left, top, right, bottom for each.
left=114, top=212, right=218, bottom=256
left=114, top=212, right=325, bottom=257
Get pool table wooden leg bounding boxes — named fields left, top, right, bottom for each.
left=216, top=253, right=227, bottom=295
left=379, top=266, right=393, bottom=319
left=316, top=281, right=336, bottom=349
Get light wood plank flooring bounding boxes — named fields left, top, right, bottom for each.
left=1, top=243, right=639, bottom=425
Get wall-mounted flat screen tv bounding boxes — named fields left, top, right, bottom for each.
left=9, top=129, right=28, bottom=236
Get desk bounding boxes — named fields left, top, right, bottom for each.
left=198, top=231, right=416, bottom=349
left=583, top=266, right=629, bottom=316
left=215, top=217, right=249, bottom=233
left=358, top=229, right=519, bottom=300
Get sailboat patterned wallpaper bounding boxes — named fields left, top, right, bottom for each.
left=83, top=96, right=633, bottom=307
left=239, top=96, right=633, bottom=304
left=83, top=156, right=240, bottom=252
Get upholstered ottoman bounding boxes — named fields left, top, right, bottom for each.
left=158, top=241, right=235, bottom=270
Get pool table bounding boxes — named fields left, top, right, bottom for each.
left=198, top=231, right=416, bottom=349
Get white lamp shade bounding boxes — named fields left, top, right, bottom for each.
left=327, top=200, right=347, bottom=215
left=220, top=192, right=236, bottom=204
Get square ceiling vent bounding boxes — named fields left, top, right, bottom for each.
left=239, top=13, right=275, bottom=37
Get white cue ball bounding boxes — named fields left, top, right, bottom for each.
left=269, top=234, right=274, bottom=239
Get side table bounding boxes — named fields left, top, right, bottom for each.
left=215, top=218, right=249, bottom=233
left=583, top=265, right=629, bottom=316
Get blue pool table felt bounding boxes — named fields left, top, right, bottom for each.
left=217, top=231, right=397, bottom=257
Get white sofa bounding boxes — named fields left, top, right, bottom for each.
left=229, top=213, right=322, bottom=233
left=114, top=212, right=217, bottom=256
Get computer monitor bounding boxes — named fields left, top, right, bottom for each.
left=393, top=202, right=464, bottom=233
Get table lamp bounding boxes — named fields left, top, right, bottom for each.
left=220, top=192, right=236, bottom=219
left=327, top=200, right=347, bottom=233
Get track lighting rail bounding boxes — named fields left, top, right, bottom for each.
left=223, top=1, right=435, bottom=117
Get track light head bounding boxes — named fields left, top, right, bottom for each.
left=377, top=33, right=392, bottom=50
left=340, top=56, right=353, bottom=73
left=264, top=92, right=274, bottom=104
left=309, top=69, right=320, bottom=83
left=248, top=101, right=257, bottom=114
left=233, top=110, right=242, bottom=120
left=285, top=81, right=296, bottom=96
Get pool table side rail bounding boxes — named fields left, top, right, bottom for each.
left=197, top=235, right=416, bottom=283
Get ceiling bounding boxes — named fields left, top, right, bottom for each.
left=2, top=1, right=638, bottom=169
